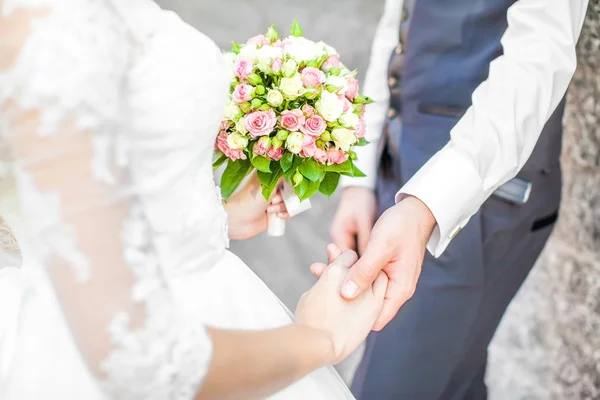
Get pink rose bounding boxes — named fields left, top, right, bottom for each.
left=244, top=110, right=277, bottom=137
left=246, top=34, right=270, bottom=47
left=345, top=77, right=359, bottom=101
left=280, top=109, right=306, bottom=132
left=216, top=131, right=246, bottom=161
left=234, top=57, right=254, bottom=80
left=299, top=135, right=318, bottom=158
left=321, top=54, right=341, bottom=72
left=342, top=97, right=353, bottom=113
left=300, top=115, right=327, bottom=137
left=314, top=148, right=328, bottom=164
left=220, top=120, right=231, bottom=130
left=356, top=116, right=366, bottom=139
left=301, top=67, right=326, bottom=87
left=327, top=148, right=349, bottom=165
left=271, top=58, right=283, bottom=73
left=267, top=146, right=285, bottom=161
left=273, top=40, right=291, bottom=49
left=302, top=105, right=316, bottom=117
left=253, top=136, right=271, bottom=156
left=232, top=84, right=254, bottom=103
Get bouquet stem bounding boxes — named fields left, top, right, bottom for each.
left=267, top=213, right=287, bottom=236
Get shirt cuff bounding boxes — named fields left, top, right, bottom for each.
left=395, top=146, right=486, bottom=257
left=340, top=137, right=380, bottom=190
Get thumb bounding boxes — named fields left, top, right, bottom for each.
left=340, top=244, right=388, bottom=300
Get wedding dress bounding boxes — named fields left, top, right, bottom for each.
left=0, top=0, right=354, bottom=398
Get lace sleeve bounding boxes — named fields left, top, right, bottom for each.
left=0, top=2, right=212, bottom=398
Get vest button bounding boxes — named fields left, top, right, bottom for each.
left=395, top=43, right=403, bottom=55
left=388, top=76, right=398, bottom=88
left=387, top=107, right=397, bottom=119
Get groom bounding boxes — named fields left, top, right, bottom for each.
left=330, top=0, right=588, bottom=398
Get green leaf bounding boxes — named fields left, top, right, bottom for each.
left=251, top=155, right=271, bottom=173
left=325, top=159, right=354, bottom=176
left=284, top=157, right=303, bottom=181
left=221, top=158, right=252, bottom=200
left=258, top=164, right=283, bottom=201
left=290, top=19, right=303, bottom=37
left=231, top=42, right=242, bottom=54
left=352, top=163, right=366, bottom=178
left=355, top=137, right=369, bottom=147
left=319, top=172, right=340, bottom=197
left=299, top=158, right=325, bottom=183
left=213, top=152, right=228, bottom=171
left=281, top=152, right=294, bottom=172
left=293, top=177, right=320, bottom=202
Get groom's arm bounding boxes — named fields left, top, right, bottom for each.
left=397, top=0, right=589, bottom=257
left=340, top=0, right=403, bottom=189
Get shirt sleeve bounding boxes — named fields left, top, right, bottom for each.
left=396, top=0, right=589, bottom=257
left=341, top=0, right=404, bottom=189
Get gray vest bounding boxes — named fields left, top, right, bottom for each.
left=385, top=0, right=565, bottom=176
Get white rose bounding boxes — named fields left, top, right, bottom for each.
left=256, top=45, right=284, bottom=72
left=279, top=75, right=304, bottom=100
left=338, top=112, right=360, bottom=129
left=326, top=75, right=349, bottom=93
left=331, top=128, right=357, bottom=152
left=235, top=119, right=248, bottom=135
left=284, top=36, right=319, bottom=63
left=239, top=44, right=259, bottom=61
left=317, top=41, right=337, bottom=57
left=281, top=59, right=298, bottom=77
left=226, top=133, right=249, bottom=150
left=223, top=101, right=242, bottom=121
left=315, top=91, right=344, bottom=122
left=285, top=131, right=304, bottom=154
left=266, top=89, right=284, bottom=107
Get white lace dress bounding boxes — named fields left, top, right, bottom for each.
left=0, top=1, right=354, bottom=398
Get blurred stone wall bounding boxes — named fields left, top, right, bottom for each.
left=488, top=2, right=600, bottom=399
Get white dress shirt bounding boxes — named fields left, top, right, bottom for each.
left=343, top=0, right=589, bottom=257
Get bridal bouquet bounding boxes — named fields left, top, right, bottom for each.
left=214, top=20, right=372, bottom=233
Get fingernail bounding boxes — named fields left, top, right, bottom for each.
left=341, top=281, right=358, bottom=298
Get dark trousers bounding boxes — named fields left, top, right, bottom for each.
left=351, top=115, right=562, bottom=400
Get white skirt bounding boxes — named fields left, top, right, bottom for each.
left=0, top=250, right=354, bottom=399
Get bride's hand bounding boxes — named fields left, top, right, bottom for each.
left=224, top=172, right=289, bottom=240
left=295, top=249, right=387, bottom=365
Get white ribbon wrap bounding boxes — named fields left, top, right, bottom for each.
left=267, top=181, right=312, bottom=236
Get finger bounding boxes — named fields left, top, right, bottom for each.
left=356, top=219, right=373, bottom=257
left=372, top=263, right=418, bottom=331
left=372, top=271, right=388, bottom=299
left=310, top=262, right=327, bottom=278
left=326, top=243, right=343, bottom=264
left=270, top=194, right=283, bottom=205
left=340, top=241, right=390, bottom=300
left=330, top=224, right=356, bottom=252
left=325, top=249, right=358, bottom=275
left=278, top=212, right=291, bottom=220
left=267, top=203, right=287, bottom=214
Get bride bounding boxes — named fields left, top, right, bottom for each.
left=0, top=0, right=388, bottom=399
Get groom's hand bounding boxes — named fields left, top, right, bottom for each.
left=340, top=196, right=436, bottom=331
left=330, top=187, right=377, bottom=256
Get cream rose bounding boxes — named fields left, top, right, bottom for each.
left=284, top=36, right=321, bottom=63
left=331, top=127, right=357, bottom=151
left=235, top=119, right=248, bottom=135
left=223, top=101, right=242, bottom=121
left=338, top=112, right=360, bottom=129
left=280, top=75, right=304, bottom=99
left=226, top=132, right=249, bottom=150
left=285, top=131, right=305, bottom=154
left=266, top=89, right=284, bottom=107
left=315, top=91, right=344, bottom=122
